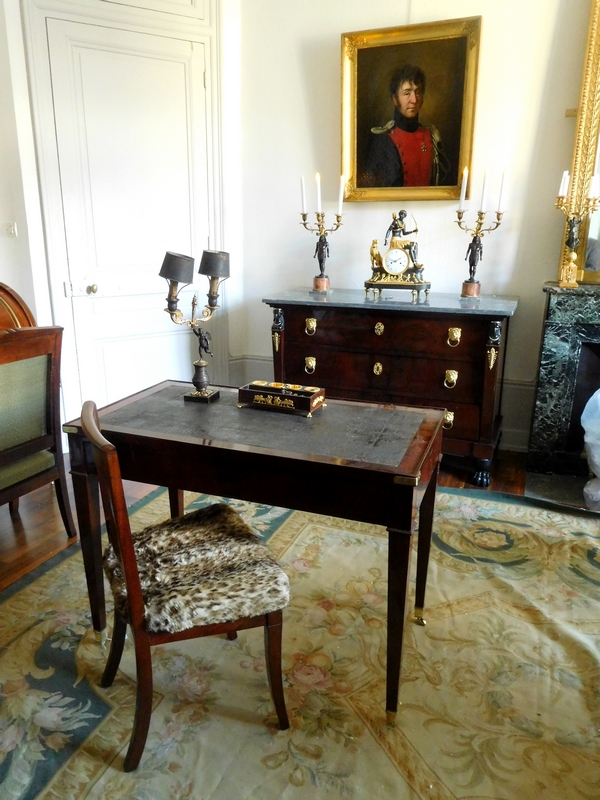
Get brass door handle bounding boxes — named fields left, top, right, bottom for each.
left=373, top=362, right=383, bottom=375
left=444, top=369, right=458, bottom=388
left=305, top=356, right=316, bottom=374
left=374, top=322, right=384, bottom=335
left=443, top=411, right=455, bottom=429
left=87, top=284, right=98, bottom=294
left=447, top=327, right=461, bottom=347
left=305, top=318, right=317, bottom=335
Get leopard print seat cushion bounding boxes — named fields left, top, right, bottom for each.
left=103, top=503, right=290, bottom=633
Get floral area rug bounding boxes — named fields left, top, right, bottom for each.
left=0, top=488, right=599, bottom=799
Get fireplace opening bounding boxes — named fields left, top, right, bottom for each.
left=567, top=342, right=600, bottom=458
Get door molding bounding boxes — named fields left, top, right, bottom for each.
left=18, top=0, right=228, bottom=416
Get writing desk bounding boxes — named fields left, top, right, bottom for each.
left=64, top=381, right=443, bottom=721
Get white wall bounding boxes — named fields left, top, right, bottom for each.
left=235, top=0, right=591, bottom=448
left=0, top=2, right=33, bottom=307
left=0, top=0, right=52, bottom=322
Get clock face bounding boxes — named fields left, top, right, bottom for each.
left=383, top=247, right=409, bottom=274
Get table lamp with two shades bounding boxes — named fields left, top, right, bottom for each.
left=159, top=249, right=230, bottom=402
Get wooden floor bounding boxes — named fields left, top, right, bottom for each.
left=0, top=450, right=527, bottom=592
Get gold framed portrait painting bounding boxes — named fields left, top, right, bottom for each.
left=341, top=17, right=481, bottom=202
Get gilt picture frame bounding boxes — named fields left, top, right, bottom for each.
left=341, top=17, right=481, bottom=202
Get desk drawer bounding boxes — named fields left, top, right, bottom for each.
left=284, top=345, right=483, bottom=404
left=283, top=306, right=490, bottom=359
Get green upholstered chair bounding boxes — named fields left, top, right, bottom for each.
left=0, top=326, right=77, bottom=540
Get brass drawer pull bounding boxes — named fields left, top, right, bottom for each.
left=373, top=362, right=383, bottom=375
left=447, top=327, right=461, bottom=347
left=305, top=318, right=317, bottom=336
left=305, top=356, right=316, bottom=374
left=443, top=411, right=455, bottom=429
left=374, top=322, right=384, bottom=336
left=444, top=369, right=458, bottom=388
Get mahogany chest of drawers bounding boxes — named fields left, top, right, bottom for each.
left=263, top=289, right=518, bottom=484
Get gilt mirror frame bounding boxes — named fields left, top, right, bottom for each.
left=341, top=17, right=481, bottom=202
left=563, top=0, right=600, bottom=284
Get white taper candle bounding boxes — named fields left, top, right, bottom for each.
left=458, top=167, right=468, bottom=211
left=479, top=170, right=487, bottom=213
left=497, top=169, right=505, bottom=213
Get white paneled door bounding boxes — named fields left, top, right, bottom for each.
left=46, top=19, right=211, bottom=418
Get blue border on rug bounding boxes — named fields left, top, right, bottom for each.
left=439, top=486, right=599, bottom=518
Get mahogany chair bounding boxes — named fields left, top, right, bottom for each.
left=0, top=327, right=77, bottom=539
left=80, top=400, right=290, bottom=772
left=0, top=282, right=36, bottom=330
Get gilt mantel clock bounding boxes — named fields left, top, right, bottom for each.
left=365, top=210, right=431, bottom=301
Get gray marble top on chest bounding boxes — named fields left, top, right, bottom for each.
left=263, top=289, right=518, bottom=317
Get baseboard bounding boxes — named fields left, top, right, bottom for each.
left=228, top=358, right=535, bottom=453
left=228, top=355, right=274, bottom=387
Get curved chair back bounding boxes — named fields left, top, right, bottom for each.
left=0, top=283, right=36, bottom=329
left=80, top=400, right=146, bottom=627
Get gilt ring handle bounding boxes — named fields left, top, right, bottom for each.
left=443, top=411, right=455, bottom=429
left=447, top=327, right=461, bottom=347
left=305, top=356, right=316, bottom=374
left=305, top=318, right=317, bottom=336
left=444, top=369, right=458, bottom=389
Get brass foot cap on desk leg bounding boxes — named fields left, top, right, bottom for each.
left=386, top=711, right=397, bottom=726
left=94, top=629, right=108, bottom=648
left=414, top=607, right=426, bottom=626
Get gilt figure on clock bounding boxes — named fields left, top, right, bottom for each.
left=365, top=210, right=431, bottom=301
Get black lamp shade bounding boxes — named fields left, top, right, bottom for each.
left=198, top=250, right=230, bottom=279
left=159, top=252, right=195, bottom=284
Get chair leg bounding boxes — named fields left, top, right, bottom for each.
left=101, top=613, right=127, bottom=688
left=124, top=632, right=154, bottom=772
left=53, top=466, right=78, bottom=539
left=9, top=498, right=19, bottom=517
left=226, top=631, right=238, bottom=640
left=264, top=610, right=289, bottom=730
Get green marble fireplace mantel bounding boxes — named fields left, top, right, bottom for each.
left=528, top=283, right=600, bottom=474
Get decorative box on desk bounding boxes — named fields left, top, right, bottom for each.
left=263, top=289, right=518, bottom=485
left=238, top=382, right=326, bottom=417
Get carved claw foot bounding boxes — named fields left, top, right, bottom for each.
left=472, top=458, right=492, bottom=487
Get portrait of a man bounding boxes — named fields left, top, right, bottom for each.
left=361, top=64, right=450, bottom=188
left=341, top=18, right=481, bottom=201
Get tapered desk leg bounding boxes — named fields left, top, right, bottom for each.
left=168, top=487, right=184, bottom=518
left=385, top=528, right=413, bottom=725
left=414, top=458, right=440, bottom=626
left=70, top=467, right=105, bottom=633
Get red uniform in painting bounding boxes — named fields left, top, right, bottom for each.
left=359, top=66, right=450, bottom=188
left=388, top=126, right=434, bottom=187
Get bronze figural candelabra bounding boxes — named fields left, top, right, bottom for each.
left=555, top=194, right=600, bottom=287
left=455, top=210, right=503, bottom=298
left=160, top=250, right=230, bottom=402
left=301, top=212, right=343, bottom=293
